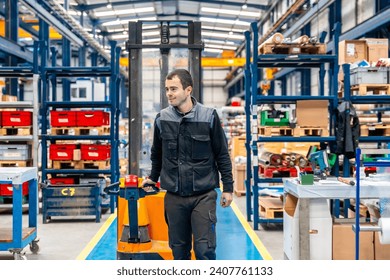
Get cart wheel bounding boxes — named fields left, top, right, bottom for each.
left=11, top=250, right=27, bottom=260
left=30, top=240, right=40, bottom=254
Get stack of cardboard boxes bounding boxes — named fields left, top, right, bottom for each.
left=338, top=38, right=389, bottom=82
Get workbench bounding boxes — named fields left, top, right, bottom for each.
left=0, top=167, right=39, bottom=259
left=282, top=177, right=390, bottom=260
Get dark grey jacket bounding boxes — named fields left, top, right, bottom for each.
left=149, top=97, right=233, bottom=196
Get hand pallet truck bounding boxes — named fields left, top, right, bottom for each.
left=105, top=174, right=173, bottom=260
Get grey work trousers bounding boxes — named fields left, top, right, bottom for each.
left=164, top=189, right=217, bottom=260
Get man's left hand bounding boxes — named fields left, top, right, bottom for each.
left=220, top=192, right=233, bottom=208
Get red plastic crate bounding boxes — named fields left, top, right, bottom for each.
left=49, top=144, right=77, bottom=160
left=80, top=144, right=111, bottom=160
left=1, top=111, right=32, bottom=126
left=76, top=111, right=109, bottom=127
left=51, top=111, right=77, bottom=127
left=49, top=177, right=75, bottom=185
left=0, top=181, right=29, bottom=196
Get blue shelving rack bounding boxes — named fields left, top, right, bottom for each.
left=245, top=22, right=340, bottom=229
left=342, top=58, right=390, bottom=259
left=39, top=41, right=121, bottom=222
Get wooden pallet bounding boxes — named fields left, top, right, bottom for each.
left=259, top=197, right=283, bottom=219
left=351, top=84, right=390, bottom=95
left=0, top=160, right=32, bottom=167
left=0, top=126, right=32, bottom=136
left=294, top=126, right=329, bottom=136
left=51, top=160, right=110, bottom=169
left=51, top=126, right=110, bottom=136
left=259, top=43, right=326, bottom=55
left=234, top=189, right=246, bottom=197
left=259, top=126, right=293, bottom=136
left=360, top=124, right=390, bottom=136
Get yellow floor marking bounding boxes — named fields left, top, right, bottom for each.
left=76, top=212, right=117, bottom=260
left=230, top=201, right=273, bottom=260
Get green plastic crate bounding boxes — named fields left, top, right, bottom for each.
left=260, top=110, right=289, bottom=126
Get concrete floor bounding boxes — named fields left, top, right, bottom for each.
left=0, top=193, right=284, bottom=260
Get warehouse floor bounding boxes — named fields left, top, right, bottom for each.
left=0, top=192, right=284, bottom=260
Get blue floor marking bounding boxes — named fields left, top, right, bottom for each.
left=86, top=190, right=263, bottom=260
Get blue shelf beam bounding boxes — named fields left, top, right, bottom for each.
left=255, top=95, right=335, bottom=103
left=46, top=101, right=111, bottom=108
left=43, top=135, right=112, bottom=141
left=43, top=66, right=112, bottom=77
left=45, top=169, right=112, bottom=175
left=258, top=136, right=336, bottom=142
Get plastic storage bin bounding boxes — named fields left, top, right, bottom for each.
left=77, top=111, right=109, bottom=127
left=50, top=111, right=77, bottom=127
left=49, top=144, right=77, bottom=160
left=1, top=111, right=32, bottom=126
left=80, top=144, right=111, bottom=160
left=350, top=67, right=388, bottom=85
left=49, top=177, right=76, bottom=185
left=0, top=144, right=31, bottom=160
left=0, top=181, right=29, bottom=196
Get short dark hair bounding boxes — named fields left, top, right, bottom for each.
left=166, top=69, right=193, bottom=90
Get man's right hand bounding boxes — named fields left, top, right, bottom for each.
left=141, top=178, right=157, bottom=193
left=141, top=178, right=156, bottom=187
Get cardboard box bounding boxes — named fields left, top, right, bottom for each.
left=296, top=100, right=328, bottom=127
left=231, top=136, right=246, bottom=160
left=283, top=193, right=332, bottom=260
left=233, top=163, right=246, bottom=193
left=339, top=40, right=368, bottom=65
left=365, top=38, right=389, bottom=64
left=332, top=222, right=374, bottom=260
left=374, top=231, right=390, bottom=260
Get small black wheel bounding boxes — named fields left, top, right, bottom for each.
left=30, top=240, right=40, bottom=254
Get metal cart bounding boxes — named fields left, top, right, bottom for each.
left=0, top=167, right=39, bottom=260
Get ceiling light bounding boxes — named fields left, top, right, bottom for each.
left=201, top=7, right=260, bottom=18
left=142, top=49, right=160, bottom=53
left=202, top=25, right=247, bottom=33
left=203, top=38, right=236, bottom=45
left=102, top=17, right=157, bottom=26
left=95, top=7, right=154, bottom=17
left=142, top=31, right=160, bottom=37
left=204, top=44, right=237, bottom=50
left=200, top=17, right=251, bottom=27
left=202, top=31, right=245, bottom=40
left=143, top=38, right=161, bottom=43
left=68, top=10, right=81, bottom=16
left=111, top=34, right=128, bottom=39
left=242, top=4, right=248, bottom=10
left=203, top=48, right=223, bottom=54
left=107, top=4, right=112, bottom=9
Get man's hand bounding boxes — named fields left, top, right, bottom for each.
left=142, top=178, right=156, bottom=186
left=141, top=178, right=156, bottom=192
left=220, top=192, right=233, bottom=208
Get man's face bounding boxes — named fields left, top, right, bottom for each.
left=165, top=76, right=192, bottom=107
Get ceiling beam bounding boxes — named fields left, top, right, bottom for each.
left=76, top=0, right=268, bottom=12
left=20, top=0, right=84, bottom=46
left=0, top=36, right=33, bottom=62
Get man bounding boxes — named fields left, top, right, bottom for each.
left=142, top=69, right=234, bottom=260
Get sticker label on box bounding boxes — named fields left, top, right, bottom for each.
left=347, top=43, right=355, bottom=56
